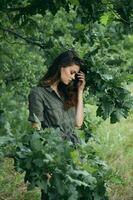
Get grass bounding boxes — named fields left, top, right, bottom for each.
left=96, top=112, right=133, bottom=200
left=0, top=159, right=40, bottom=200
left=91, top=83, right=133, bottom=200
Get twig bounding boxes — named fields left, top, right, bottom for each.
left=0, top=26, right=45, bottom=49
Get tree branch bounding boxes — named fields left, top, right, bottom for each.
left=0, top=26, right=45, bottom=49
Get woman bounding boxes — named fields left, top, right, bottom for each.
left=28, top=50, right=86, bottom=199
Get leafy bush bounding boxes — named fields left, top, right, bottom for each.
left=13, top=127, right=114, bottom=200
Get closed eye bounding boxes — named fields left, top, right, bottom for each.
left=71, top=71, right=76, bottom=75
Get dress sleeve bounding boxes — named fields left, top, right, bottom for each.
left=28, top=88, right=44, bottom=123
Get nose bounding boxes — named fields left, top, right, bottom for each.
left=71, top=74, right=75, bottom=80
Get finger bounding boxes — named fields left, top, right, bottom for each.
left=78, top=78, right=86, bottom=83
left=77, top=73, right=85, bottom=77
left=78, top=76, right=85, bottom=80
left=78, top=74, right=84, bottom=77
left=78, top=72, right=85, bottom=75
left=77, top=76, right=85, bottom=80
left=77, top=72, right=84, bottom=75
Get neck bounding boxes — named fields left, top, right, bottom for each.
left=50, top=81, right=59, bottom=92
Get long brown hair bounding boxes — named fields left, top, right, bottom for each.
left=38, top=50, right=85, bottom=110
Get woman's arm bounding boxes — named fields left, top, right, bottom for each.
left=75, top=90, right=84, bottom=127
left=75, top=71, right=86, bottom=128
left=28, top=88, right=44, bottom=130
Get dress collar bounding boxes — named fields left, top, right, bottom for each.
left=44, top=85, right=64, bottom=102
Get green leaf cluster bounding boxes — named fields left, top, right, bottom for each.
left=13, top=128, right=112, bottom=199
left=0, top=2, right=132, bottom=198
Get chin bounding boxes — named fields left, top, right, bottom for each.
left=64, top=82, right=69, bottom=85
left=62, top=80, right=69, bottom=85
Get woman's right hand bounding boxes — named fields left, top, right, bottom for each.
left=32, top=122, right=41, bottom=130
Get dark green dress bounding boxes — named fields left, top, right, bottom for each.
left=28, top=86, right=79, bottom=143
left=28, top=86, right=80, bottom=200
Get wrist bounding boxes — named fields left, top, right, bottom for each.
left=78, top=89, right=83, bottom=96
left=77, top=91, right=83, bottom=101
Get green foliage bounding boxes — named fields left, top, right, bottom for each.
left=1, top=0, right=132, bottom=30
left=0, top=1, right=133, bottom=199
left=82, top=22, right=133, bottom=122
left=0, top=7, right=132, bottom=123
left=95, top=106, right=133, bottom=199
left=0, top=159, right=41, bottom=200
left=13, top=127, right=113, bottom=199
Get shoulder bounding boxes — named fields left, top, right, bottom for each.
left=28, top=86, right=52, bottom=103
left=29, top=86, right=47, bottom=96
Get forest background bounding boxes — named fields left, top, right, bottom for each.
left=0, top=0, right=133, bottom=200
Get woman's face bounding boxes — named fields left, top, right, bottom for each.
left=60, top=64, right=80, bottom=85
